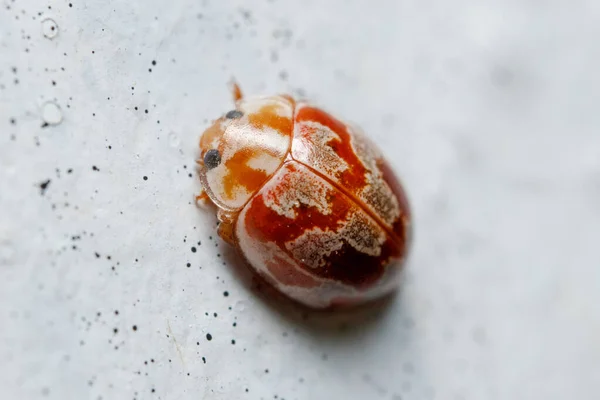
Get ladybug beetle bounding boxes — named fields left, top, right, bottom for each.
left=196, top=83, right=411, bottom=309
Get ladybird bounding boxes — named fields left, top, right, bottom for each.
left=196, top=83, right=411, bottom=309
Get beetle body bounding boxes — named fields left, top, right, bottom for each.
left=197, top=85, right=411, bottom=309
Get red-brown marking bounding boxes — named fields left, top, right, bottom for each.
left=243, top=162, right=400, bottom=289
left=329, top=296, right=364, bottom=308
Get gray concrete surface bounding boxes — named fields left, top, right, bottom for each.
left=1, top=1, right=599, bottom=399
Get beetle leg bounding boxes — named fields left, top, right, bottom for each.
left=217, top=209, right=236, bottom=245
left=195, top=188, right=211, bottom=209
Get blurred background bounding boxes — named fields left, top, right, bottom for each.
left=1, top=1, right=599, bottom=399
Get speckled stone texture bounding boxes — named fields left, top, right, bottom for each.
left=1, top=1, right=599, bottom=399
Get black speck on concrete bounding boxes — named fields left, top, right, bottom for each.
left=39, top=179, right=51, bottom=195
left=206, top=333, right=212, bottom=341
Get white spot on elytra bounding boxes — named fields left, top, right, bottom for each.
left=285, top=211, right=385, bottom=270
left=41, top=18, right=59, bottom=39
left=286, top=228, right=344, bottom=269
left=246, top=152, right=277, bottom=171
left=42, top=102, right=63, bottom=125
left=292, top=119, right=350, bottom=178
left=262, top=163, right=332, bottom=219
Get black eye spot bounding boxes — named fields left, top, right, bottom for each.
left=225, top=110, right=243, bottom=119
left=203, top=149, right=221, bottom=170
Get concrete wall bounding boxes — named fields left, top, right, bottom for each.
left=1, top=1, right=599, bottom=399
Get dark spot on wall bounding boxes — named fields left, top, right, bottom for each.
left=206, top=333, right=212, bottom=341
left=92, top=166, right=99, bottom=171
left=191, top=246, right=197, bottom=253
left=143, top=176, right=148, bottom=181
left=39, top=179, right=51, bottom=195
